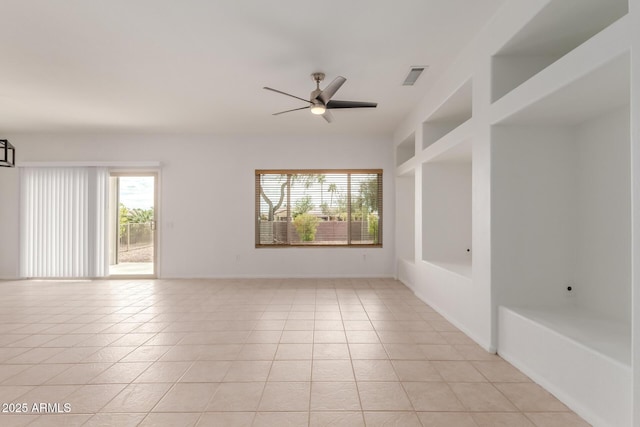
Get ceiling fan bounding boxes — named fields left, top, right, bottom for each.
left=264, top=73, right=377, bottom=123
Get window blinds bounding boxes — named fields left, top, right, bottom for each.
left=20, top=167, right=109, bottom=278
left=256, top=169, right=382, bottom=247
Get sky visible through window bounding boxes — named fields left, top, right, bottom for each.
left=119, top=177, right=154, bottom=210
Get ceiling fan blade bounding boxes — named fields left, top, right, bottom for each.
left=318, top=76, right=346, bottom=104
left=264, top=87, right=311, bottom=104
left=273, top=106, right=310, bottom=116
left=326, top=100, right=377, bottom=109
left=322, top=110, right=334, bottom=123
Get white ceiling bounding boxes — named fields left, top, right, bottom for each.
left=0, top=0, right=505, bottom=137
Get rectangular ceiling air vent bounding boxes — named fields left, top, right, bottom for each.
left=402, top=66, right=427, bottom=86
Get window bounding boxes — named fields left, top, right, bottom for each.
left=256, top=169, right=382, bottom=247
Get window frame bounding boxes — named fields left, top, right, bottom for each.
left=255, top=169, right=383, bottom=248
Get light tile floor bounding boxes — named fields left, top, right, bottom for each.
left=0, top=278, right=590, bottom=427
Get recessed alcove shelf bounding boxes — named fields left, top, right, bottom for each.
left=422, top=79, right=472, bottom=150
left=396, top=157, right=416, bottom=178
left=492, top=52, right=631, bottom=427
left=396, top=133, right=415, bottom=166
left=493, top=50, right=631, bottom=343
left=490, top=0, right=628, bottom=103
left=494, top=51, right=629, bottom=126
left=499, top=306, right=632, bottom=427
left=490, top=17, right=630, bottom=126
left=396, top=169, right=415, bottom=267
left=420, top=118, right=472, bottom=165
left=422, top=139, right=472, bottom=279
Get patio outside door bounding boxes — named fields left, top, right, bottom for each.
left=108, top=173, right=157, bottom=277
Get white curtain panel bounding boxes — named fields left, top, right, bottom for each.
left=20, top=167, right=109, bottom=278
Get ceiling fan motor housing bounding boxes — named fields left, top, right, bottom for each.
left=310, top=89, right=323, bottom=103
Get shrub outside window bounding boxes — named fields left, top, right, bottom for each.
left=256, top=169, right=382, bottom=247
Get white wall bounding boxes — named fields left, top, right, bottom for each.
left=631, top=0, right=640, bottom=422
left=0, top=169, right=20, bottom=278
left=574, top=107, right=631, bottom=322
left=395, top=174, right=415, bottom=262
left=422, top=162, right=472, bottom=264
left=0, top=133, right=395, bottom=279
left=492, top=125, right=576, bottom=309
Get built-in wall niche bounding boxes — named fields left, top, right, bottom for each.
left=396, top=170, right=415, bottom=263
left=422, top=79, right=472, bottom=150
left=396, top=133, right=415, bottom=166
left=492, top=53, right=631, bottom=360
left=422, top=139, right=472, bottom=278
left=491, top=0, right=628, bottom=103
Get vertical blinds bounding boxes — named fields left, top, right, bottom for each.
left=20, top=167, right=109, bottom=278
left=256, top=169, right=382, bottom=247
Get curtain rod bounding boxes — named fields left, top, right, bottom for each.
left=18, top=161, right=162, bottom=168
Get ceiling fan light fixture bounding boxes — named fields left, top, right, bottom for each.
left=310, top=104, right=326, bottom=115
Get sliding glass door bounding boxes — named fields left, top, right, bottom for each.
left=20, top=167, right=159, bottom=279
left=108, top=173, right=157, bottom=277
